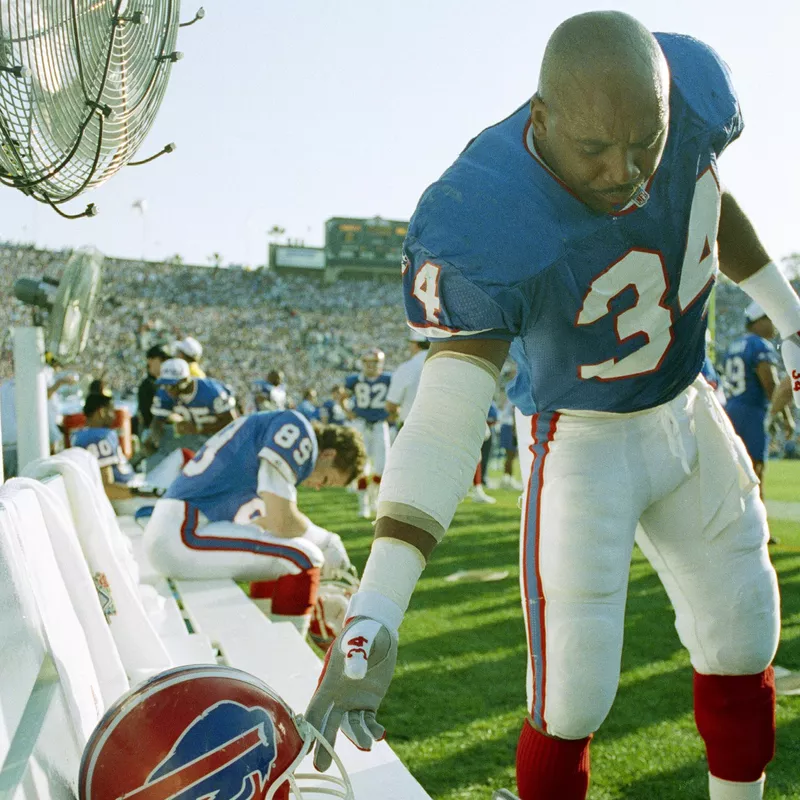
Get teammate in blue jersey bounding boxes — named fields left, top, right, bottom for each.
left=146, top=358, right=238, bottom=464
left=253, top=369, right=287, bottom=412
left=296, top=388, right=321, bottom=422
left=320, top=385, right=348, bottom=426
left=144, top=410, right=367, bottom=634
left=306, top=13, right=800, bottom=800
left=344, top=349, right=392, bottom=518
left=724, top=303, right=791, bottom=497
left=71, top=392, right=139, bottom=501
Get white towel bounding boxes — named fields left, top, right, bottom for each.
left=0, top=484, right=104, bottom=745
left=22, top=449, right=173, bottom=683
left=8, top=477, right=129, bottom=708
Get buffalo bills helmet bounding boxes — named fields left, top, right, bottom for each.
left=79, top=664, right=353, bottom=800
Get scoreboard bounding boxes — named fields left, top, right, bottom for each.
left=324, top=216, right=408, bottom=270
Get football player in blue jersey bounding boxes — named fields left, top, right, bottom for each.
left=724, top=303, right=793, bottom=499
left=344, top=349, right=392, bottom=518
left=146, top=358, right=238, bottom=464
left=306, top=13, right=800, bottom=800
left=143, top=410, right=367, bottom=635
left=71, top=392, right=139, bottom=501
left=320, top=384, right=348, bottom=426
left=296, top=388, right=321, bottom=422
left=253, top=369, right=288, bottom=412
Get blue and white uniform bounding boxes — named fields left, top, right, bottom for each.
left=320, top=398, right=347, bottom=425
left=252, top=380, right=287, bottom=412
left=71, top=427, right=135, bottom=484
left=143, top=411, right=323, bottom=581
left=724, top=333, right=780, bottom=462
left=151, top=378, right=236, bottom=433
left=401, top=34, right=778, bottom=739
left=345, top=372, right=392, bottom=475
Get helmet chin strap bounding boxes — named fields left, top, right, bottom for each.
left=266, top=715, right=354, bottom=800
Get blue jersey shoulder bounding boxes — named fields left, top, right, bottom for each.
left=654, top=32, right=743, bottom=152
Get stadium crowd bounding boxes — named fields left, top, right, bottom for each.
left=1, top=241, right=798, bottom=461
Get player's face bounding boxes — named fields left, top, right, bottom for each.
left=531, top=85, right=668, bottom=214
left=305, top=461, right=352, bottom=490
left=166, top=378, right=192, bottom=398
left=362, top=357, right=382, bottom=378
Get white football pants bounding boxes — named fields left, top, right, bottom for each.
left=143, top=498, right=324, bottom=581
left=350, top=417, right=390, bottom=476
left=515, top=377, right=780, bottom=740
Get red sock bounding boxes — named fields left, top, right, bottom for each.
left=694, top=668, right=775, bottom=782
left=250, top=568, right=320, bottom=616
left=474, top=464, right=482, bottom=485
left=357, top=475, right=369, bottom=491
left=371, top=474, right=381, bottom=484
left=516, top=718, right=591, bottom=800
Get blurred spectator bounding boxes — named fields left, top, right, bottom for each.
left=175, top=336, right=206, bottom=378
left=296, top=388, right=321, bottom=421
left=137, top=345, right=170, bottom=433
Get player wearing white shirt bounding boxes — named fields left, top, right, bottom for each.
left=386, top=331, right=430, bottom=425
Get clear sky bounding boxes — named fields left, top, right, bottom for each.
left=1, top=0, right=797, bottom=268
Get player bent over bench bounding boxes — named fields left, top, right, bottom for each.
left=143, top=409, right=367, bottom=634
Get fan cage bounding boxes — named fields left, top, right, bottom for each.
left=0, top=0, right=180, bottom=208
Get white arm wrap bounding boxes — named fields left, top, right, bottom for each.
left=377, top=352, right=499, bottom=535
left=739, top=261, right=800, bottom=338
left=347, top=538, right=425, bottom=633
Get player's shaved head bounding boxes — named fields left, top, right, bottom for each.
left=531, top=12, right=671, bottom=214
left=538, top=12, right=669, bottom=120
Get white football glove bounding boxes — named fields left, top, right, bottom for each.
left=781, top=332, right=800, bottom=409
left=320, top=534, right=351, bottom=580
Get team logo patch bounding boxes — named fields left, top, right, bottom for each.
left=92, top=572, right=116, bottom=619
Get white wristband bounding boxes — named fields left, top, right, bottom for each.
left=346, top=537, right=425, bottom=633
left=738, top=261, right=800, bottom=339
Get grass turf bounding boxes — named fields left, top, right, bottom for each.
left=298, top=460, right=800, bottom=799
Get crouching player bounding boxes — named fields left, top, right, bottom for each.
left=143, top=409, right=366, bottom=635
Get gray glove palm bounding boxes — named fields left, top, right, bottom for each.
left=304, top=616, right=398, bottom=771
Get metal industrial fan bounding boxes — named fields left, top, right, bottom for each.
left=8, top=247, right=104, bottom=475
left=13, top=247, right=104, bottom=363
left=0, top=0, right=197, bottom=217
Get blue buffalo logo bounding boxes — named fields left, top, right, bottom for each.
left=119, top=702, right=278, bottom=800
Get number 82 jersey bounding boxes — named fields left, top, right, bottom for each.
left=403, top=33, right=742, bottom=415
left=344, top=373, right=392, bottom=423
left=165, top=410, right=318, bottom=523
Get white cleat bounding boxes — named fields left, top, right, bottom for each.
left=492, top=791, right=520, bottom=800
left=357, top=493, right=372, bottom=519
left=500, top=474, right=523, bottom=490
left=470, top=484, right=497, bottom=504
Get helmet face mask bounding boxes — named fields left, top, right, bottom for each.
left=79, top=665, right=354, bottom=800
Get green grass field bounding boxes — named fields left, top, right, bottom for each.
left=298, top=460, right=800, bottom=799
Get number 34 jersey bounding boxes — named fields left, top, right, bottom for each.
left=403, top=33, right=742, bottom=415
left=165, top=410, right=318, bottom=523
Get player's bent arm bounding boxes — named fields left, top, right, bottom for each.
left=203, top=409, right=237, bottom=435
left=755, top=362, right=779, bottom=401
left=347, top=337, right=509, bottom=632
left=254, top=491, right=311, bottom=537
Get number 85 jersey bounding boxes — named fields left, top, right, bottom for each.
left=403, top=33, right=742, bottom=415
left=165, top=410, right=317, bottom=523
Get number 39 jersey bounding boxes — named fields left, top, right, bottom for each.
left=165, top=410, right=318, bottom=523
left=344, top=373, right=392, bottom=423
left=723, top=334, right=779, bottom=410
left=403, top=33, right=742, bottom=415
